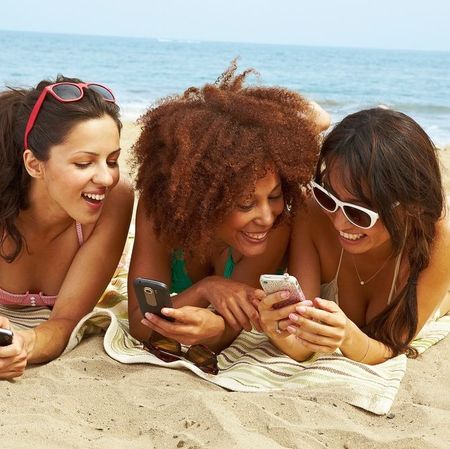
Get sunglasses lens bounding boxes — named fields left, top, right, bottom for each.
left=313, top=186, right=337, bottom=211
left=52, top=84, right=83, bottom=100
left=145, top=343, right=182, bottom=362
left=343, top=206, right=372, bottom=228
left=88, top=84, right=115, bottom=102
left=149, top=334, right=182, bottom=354
left=185, top=345, right=218, bottom=375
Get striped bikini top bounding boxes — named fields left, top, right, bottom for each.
left=0, top=222, right=84, bottom=307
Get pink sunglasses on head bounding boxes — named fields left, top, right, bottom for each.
left=24, top=82, right=115, bottom=150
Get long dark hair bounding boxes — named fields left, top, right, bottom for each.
left=0, top=75, right=121, bottom=262
left=316, top=108, right=445, bottom=357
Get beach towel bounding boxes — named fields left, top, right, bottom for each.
left=2, top=235, right=449, bottom=415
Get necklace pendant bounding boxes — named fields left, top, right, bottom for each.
left=360, top=281, right=365, bottom=286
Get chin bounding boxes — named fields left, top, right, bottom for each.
left=239, top=243, right=268, bottom=258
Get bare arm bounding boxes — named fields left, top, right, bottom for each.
left=20, top=179, right=134, bottom=364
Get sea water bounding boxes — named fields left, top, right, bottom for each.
left=1, top=30, right=449, bottom=145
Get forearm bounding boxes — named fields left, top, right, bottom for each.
left=202, top=320, right=240, bottom=354
left=18, top=318, right=75, bottom=364
left=341, top=321, right=392, bottom=365
left=171, top=281, right=210, bottom=309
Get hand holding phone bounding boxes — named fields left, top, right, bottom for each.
left=0, top=328, right=13, bottom=347
left=259, top=273, right=306, bottom=309
left=133, top=277, right=174, bottom=321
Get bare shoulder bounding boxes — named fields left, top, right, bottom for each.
left=107, top=177, right=135, bottom=206
left=295, top=196, right=333, bottom=239
left=92, top=177, right=134, bottom=235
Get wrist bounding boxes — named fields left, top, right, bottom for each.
left=194, top=276, right=220, bottom=307
left=341, top=319, right=358, bottom=353
left=19, top=329, right=36, bottom=359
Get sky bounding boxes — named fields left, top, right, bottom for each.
left=1, top=0, right=449, bottom=52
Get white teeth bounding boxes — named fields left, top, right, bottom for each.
left=83, top=193, right=105, bottom=201
left=339, top=231, right=364, bottom=241
left=243, top=231, right=268, bottom=241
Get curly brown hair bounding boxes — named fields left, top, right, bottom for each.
left=132, top=61, right=320, bottom=255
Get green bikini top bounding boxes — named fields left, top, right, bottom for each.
left=170, top=248, right=235, bottom=294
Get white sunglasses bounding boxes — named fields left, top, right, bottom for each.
left=310, top=181, right=380, bottom=229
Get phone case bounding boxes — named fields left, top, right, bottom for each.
left=133, top=277, right=174, bottom=320
left=259, top=273, right=306, bottom=309
left=0, top=328, right=13, bottom=346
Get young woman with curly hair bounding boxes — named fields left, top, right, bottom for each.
left=0, top=76, right=134, bottom=378
left=259, top=108, right=450, bottom=364
left=128, top=62, right=329, bottom=352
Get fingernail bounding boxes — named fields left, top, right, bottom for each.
left=296, top=306, right=307, bottom=314
left=280, top=291, right=290, bottom=299
left=289, top=313, right=299, bottom=322
left=287, top=325, right=297, bottom=334
left=145, top=313, right=155, bottom=320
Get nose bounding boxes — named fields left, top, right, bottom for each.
left=93, top=163, right=115, bottom=186
left=254, top=202, right=276, bottom=227
left=330, top=206, right=350, bottom=229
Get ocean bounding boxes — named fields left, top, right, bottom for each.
left=1, top=29, right=449, bottom=146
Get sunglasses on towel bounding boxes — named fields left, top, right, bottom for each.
left=144, top=333, right=219, bottom=375
left=24, top=82, right=115, bottom=150
left=310, top=181, right=380, bottom=229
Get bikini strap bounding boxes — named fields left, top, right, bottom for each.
left=75, top=222, right=84, bottom=246
left=333, top=247, right=345, bottom=282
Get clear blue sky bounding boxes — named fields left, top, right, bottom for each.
left=1, top=0, right=449, bottom=52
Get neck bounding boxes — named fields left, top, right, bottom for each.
left=351, top=239, right=395, bottom=265
left=18, top=183, right=75, bottom=239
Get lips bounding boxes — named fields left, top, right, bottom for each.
left=82, top=190, right=107, bottom=208
left=339, top=230, right=365, bottom=241
left=241, top=230, right=269, bottom=243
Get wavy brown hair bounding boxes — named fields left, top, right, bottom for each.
left=132, top=61, right=321, bottom=255
left=316, top=108, right=445, bottom=357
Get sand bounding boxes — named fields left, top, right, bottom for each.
left=1, top=122, right=449, bottom=449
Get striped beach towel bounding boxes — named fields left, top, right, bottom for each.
left=3, top=261, right=449, bottom=416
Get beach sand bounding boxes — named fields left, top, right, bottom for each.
left=1, top=123, right=449, bottom=449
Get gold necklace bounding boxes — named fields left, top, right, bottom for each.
left=352, top=251, right=395, bottom=286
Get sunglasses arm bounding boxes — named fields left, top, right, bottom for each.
left=24, top=88, right=49, bottom=150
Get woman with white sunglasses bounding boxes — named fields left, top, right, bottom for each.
left=258, top=108, right=450, bottom=364
left=0, top=76, right=133, bottom=378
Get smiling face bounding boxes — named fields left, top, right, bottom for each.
left=38, top=115, right=121, bottom=224
left=323, top=161, right=392, bottom=255
left=216, top=170, right=285, bottom=257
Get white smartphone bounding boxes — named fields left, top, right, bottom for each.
left=259, top=273, right=306, bottom=309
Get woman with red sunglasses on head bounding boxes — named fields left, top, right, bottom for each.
left=0, top=76, right=134, bottom=379
left=258, top=108, right=450, bottom=364
left=127, top=61, right=328, bottom=353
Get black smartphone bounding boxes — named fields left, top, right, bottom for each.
left=0, top=328, right=13, bottom=347
left=133, top=277, right=174, bottom=321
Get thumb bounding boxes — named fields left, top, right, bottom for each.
left=0, top=316, right=11, bottom=329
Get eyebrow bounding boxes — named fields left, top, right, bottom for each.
left=73, top=148, right=121, bottom=156
left=270, top=183, right=282, bottom=193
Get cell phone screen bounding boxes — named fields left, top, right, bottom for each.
left=0, top=328, right=13, bottom=346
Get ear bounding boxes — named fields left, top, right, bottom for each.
left=23, top=149, right=45, bottom=178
